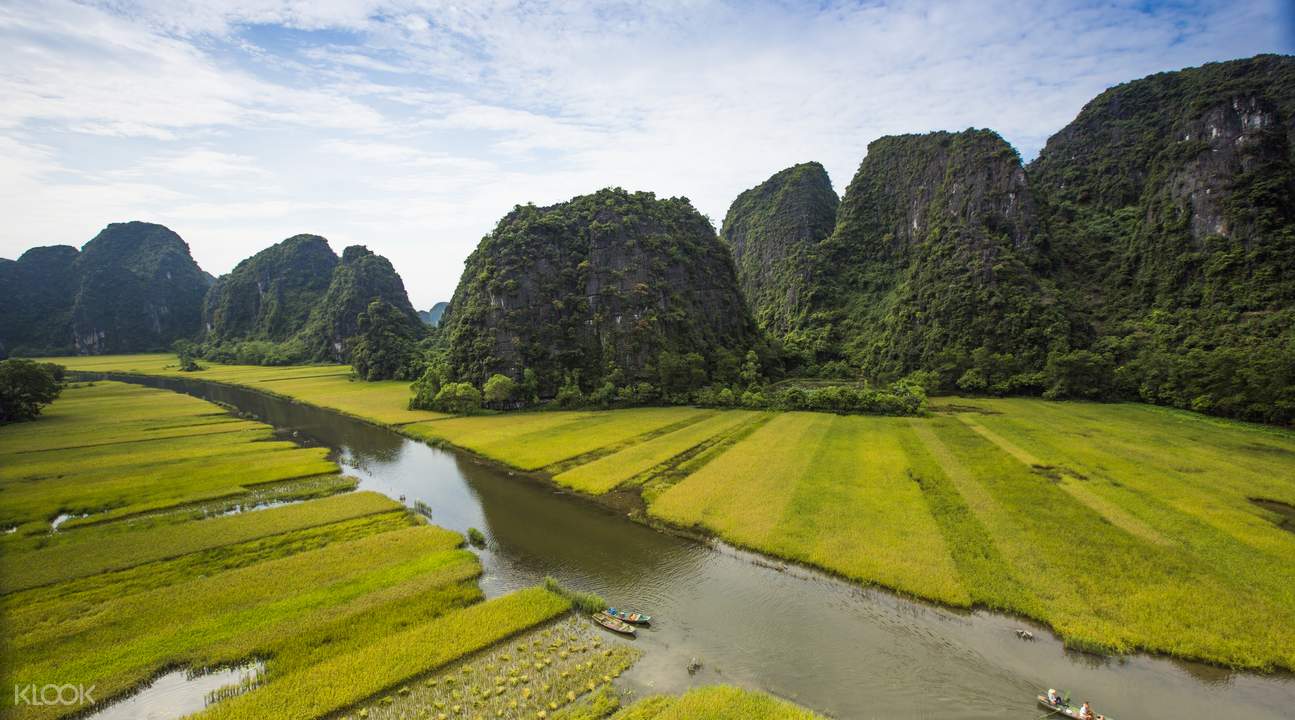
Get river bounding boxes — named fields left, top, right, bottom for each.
left=83, top=373, right=1295, bottom=719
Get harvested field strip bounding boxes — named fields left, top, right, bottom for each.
left=768, top=417, right=965, bottom=605
left=197, top=586, right=572, bottom=720
left=637, top=412, right=774, bottom=502
left=356, top=616, right=640, bottom=720
left=553, top=412, right=760, bottom=493
left=0, top=491, right=404, bottom=593
left=543, top=411, right=717, bottom=476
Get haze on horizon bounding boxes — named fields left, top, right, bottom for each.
left=2, top=0, right=1293, bottom=308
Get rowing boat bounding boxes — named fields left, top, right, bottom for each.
left=606, top=607, right=651, bottom=624
left=593, top=611, right=636, bottom=636
left=1037, top=695, right=1113, bottom=719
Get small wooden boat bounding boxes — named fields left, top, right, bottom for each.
left=593, top=611, right=636, bottom=636
left=1037, top=694, right=1113, bottom=720
left=606, top=607, right=651, bottom=624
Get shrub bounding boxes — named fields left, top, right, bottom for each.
left=433, top=383, right=483, bottom=414
left=543, top=576, right=606, bottom=613
left=483, top=373, right=518, bottom=407
left=409, top=364, right=446, bottom=410
left=466, top=527, right=487, bottom=547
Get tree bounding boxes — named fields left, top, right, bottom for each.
left=350, top=299, right=422, bottom=381
left=0, top=359, right=63, bottom=424
left=408, top=363, right=446, bottom=410
left=521, top=368, right=540, bottom=404
left=173, top=340, right=202, bottom=372
left=432, top=382, right=482, bottom=414
left=483, top=373, right=518, bottom=407
left=556, top=372, right=585, bottom=409
left=740, top=350, right=762, bottom=389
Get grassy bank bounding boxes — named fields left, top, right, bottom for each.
left=46, top=356, right=1295, bottom=672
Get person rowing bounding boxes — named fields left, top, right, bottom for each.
left=1079, top=701, right=1094, bottom=719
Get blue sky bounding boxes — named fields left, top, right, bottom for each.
left=2, top=0, right=1292, bottom=307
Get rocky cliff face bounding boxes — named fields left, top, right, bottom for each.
left=1031, top=54, right=1295, bottom=315
left=719, top=162, right=838, bottom=335
left=203, top=234, right=338, bottom=343
left=1029, top=55, right=1295, bottom=421
left=297, top=245, right=423, bottom=362
left=804, top=129, right=1065, bottom=383
left=444, top=188, right=760, bottom=391
left=0, top=223, right=209, bottom=355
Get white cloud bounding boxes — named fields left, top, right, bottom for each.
left=0, top=0, right=1291, bottom=308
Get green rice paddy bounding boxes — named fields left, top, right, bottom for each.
left=1, top=374, right=815, bottom=720
left=46, top=357, right=1295, bottom=673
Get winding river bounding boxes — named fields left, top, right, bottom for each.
left=85, top=374, right=1294, bottom=719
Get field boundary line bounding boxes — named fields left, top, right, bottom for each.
left=540, top=411, right=717, bottom=475
left=633, top=412, right=775, bottom=496
left=957, top=417, right=1171, bottom=546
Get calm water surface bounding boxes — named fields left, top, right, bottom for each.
left=86, top=374, right=1295, bottom=719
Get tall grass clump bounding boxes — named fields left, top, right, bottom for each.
left=543, top=577, right=606, bottom=613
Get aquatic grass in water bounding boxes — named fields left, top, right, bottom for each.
left=544, top=577, right=607, bottom=613
left=348, top=617, right=638, bottom=720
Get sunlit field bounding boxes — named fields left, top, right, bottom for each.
left=47, top=356, right=1295, bottom=671
left=42, top=354, right=447, bottom=424
left=0, top=373, right=820, bottom=720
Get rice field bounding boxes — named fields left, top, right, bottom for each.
left=0, top=378, right=584, bottom=720
left=43, top=356, right=1295, bottom=671
left=610, top=686, right=824, bottom=719
left=351, top=617, right=638, bottom=720
left=42, top=354, right=447, bottom=424
left=0, top=381, right=339, bottom=530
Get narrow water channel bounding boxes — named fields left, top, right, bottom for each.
left=83, top=374, right=1295, bottom=719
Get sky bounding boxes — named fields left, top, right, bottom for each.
left=2, top=1, right=1293, bottom=308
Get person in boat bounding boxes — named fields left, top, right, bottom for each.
left=1079, top=701, right=1094, bottom=719
left=1046, top=689, right=1060, bottom=705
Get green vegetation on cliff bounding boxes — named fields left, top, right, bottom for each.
left=719, top=162, right=838, bottom=335
left=0, top=223, right=209, bottom=356
left=1030, top=54, right=1295, bottom=423
left=203, top=234, right=339, bottom=344
left=444, top=188, right=764, bottom=399
left=199, top=242, right=425, bottom=376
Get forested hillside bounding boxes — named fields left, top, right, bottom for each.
left=1030, top=53, right=1295, bottom=422
left=199, top=242, right=424, bottom=369
left=0, top=222, right=209, bottom=356
left=443, top=188, right=764, bottom=400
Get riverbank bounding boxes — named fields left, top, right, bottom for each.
left=46, top=354, right=1295, bottom=673
left=0, top=379, right=825, bottom=720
